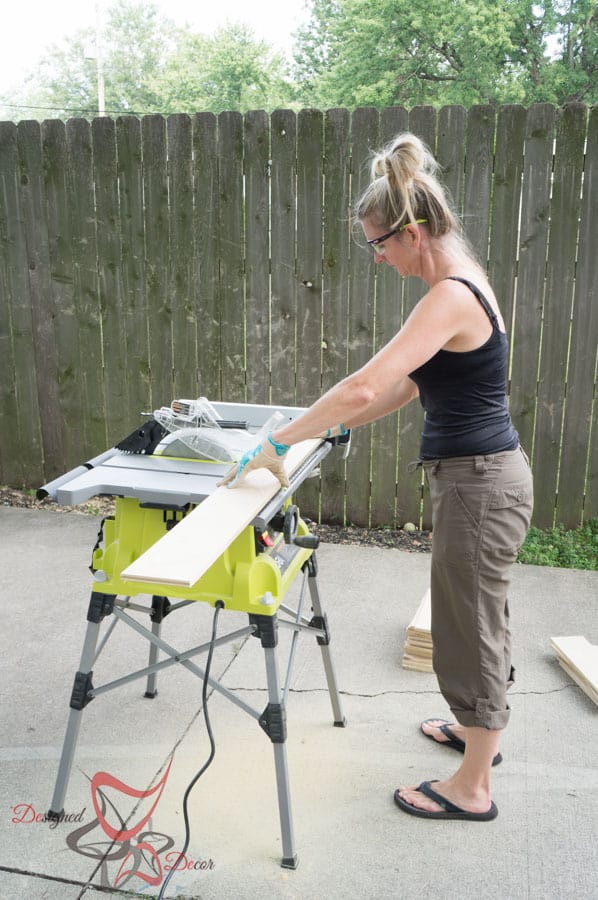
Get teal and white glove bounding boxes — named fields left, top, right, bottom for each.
left=217, top=432, right=291, bottom=489
left=318, top=424, right=348, bottom=439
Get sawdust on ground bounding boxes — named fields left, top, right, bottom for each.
left=0, top=487, right=432, bottom=554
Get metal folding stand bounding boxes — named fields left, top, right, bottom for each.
left=48, top=552, right=345, bottom=869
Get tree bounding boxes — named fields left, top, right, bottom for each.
left=1, top=1, right=178, bottom=119
left=292, top=0, right=598, bottom=108
left=0, top=1, right=294, bottom=121
left=151, top=24, right=292, bottom=115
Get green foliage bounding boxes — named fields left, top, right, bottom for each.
left=0, top=0, right=293, bottom=120
left=517, top=519, right=598, bottom=570
left=150, top=24, right=292, bottom=115
left=293, top=0, right=598, bottom=109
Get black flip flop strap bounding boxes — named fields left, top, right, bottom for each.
left=417, top=781, right=465, bottom=814
left=439, top=724, right=465, bottom=748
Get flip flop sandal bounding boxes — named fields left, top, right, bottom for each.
left=394, top=781, right=499, bottom=821
left=420, top=718, right=503, bottom=766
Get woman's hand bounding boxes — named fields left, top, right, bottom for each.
left=217, top=432, right=290, bottom=489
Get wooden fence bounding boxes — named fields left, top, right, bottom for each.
left=0, top=104, right=596, bottom=529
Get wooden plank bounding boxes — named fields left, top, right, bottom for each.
left=192, top=112, right=220, bottom=400
left=121, top=439, right=323, bottom=587
left=408, top=587, right=431, bottom=633
left=142, top=114, right=171, bottom=409
left=218, top=111, right=245, bottom=403
left=550, top=636, right=598, bottom=706
left=41, top=119, right=84, bottom=472
left=509, top=104, right=555, bottom=461
left=369, top=106, right=409, bottom=527
left=270, top=109, right=297, bottom=407
left=345, top=107, right=379, bottom=527
left=534, top=104, right=586, bottom=528
left=295, top=109, right=324, bottom=521
left=320, top=107, right=350, bottom=525
left=556, top=106, right=598, bottom=526
left=398, top=106, right=436, bottom=529
left=167, top=113, right=197, bottom=400
left=66, top=117, right=106, bottom=453
left=17, top=119, right=65, bottom=480
left=402, top=588, right=433, bottom=672
left=436, top=105, right=466, bottom=216
left=92, top=116, right=129, bottom=446
left=116, top=115, right=151, bottom=420
left=488, top=105, right=526, bottom=345
left=244, top=109, right=270, bottom=405
left=463, top=105, right=495, bottom=268
left=0, top=121, right=42, bottom=485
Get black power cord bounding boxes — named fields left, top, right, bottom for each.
left=158, top=599, right=224, bottom=900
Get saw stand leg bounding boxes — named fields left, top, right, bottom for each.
left=48, top=592, right=115, bottom=818
left=251, top=614, right=298, bottom=870
left=144, top=596, right=170, bottom=698
left=304, top=554, right=346, bottom=728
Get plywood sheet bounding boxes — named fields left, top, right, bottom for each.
left=121, top=439, right=322, bottom=588
left=550, top=636, right=598, bottom=707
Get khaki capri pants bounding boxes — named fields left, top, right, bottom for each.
left=421, top=447, right=533, bottom=730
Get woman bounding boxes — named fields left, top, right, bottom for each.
left=220, top=133, right=534, bottom=822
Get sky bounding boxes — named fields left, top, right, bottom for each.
left=0, top=0, right=310, bottom=95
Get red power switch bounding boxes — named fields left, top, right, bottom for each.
left=259, top=531, right=275, bottom=547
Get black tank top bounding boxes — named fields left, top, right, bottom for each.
left=408, top=276, right=519, bottom=459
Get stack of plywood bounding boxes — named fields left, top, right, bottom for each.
left=550, top=636, right=598, bottom=707
left=402, top=588, right=434, bottom=672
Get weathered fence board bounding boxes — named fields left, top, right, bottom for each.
left=116, top=116, right=150, bottom=421
left=489, top=105, right=526, bottom=343
left=192, top=112, right=220, bottom=401
left=437, top=105, right=467, bottom=214
left=244, top=109, right=270, bottom=405
left=65, top=118, right=105, bottom=455
left=320, top=107, right=350, bottom=524
left=556, top=105, right=598, bottom=525
left=93, top=116, right=130, bottom=447
left=0, top=104, right=596, bottom=530
left=534, top=104, right=587, bottom=528
left=346, top=107, right=379, bottom=526
left=218, top=111, right=245, bottom=403
left=370, top=105, right=409, bottom=526
left=0, top=121, right=42, bottom=485
left=398, top=106, right=436, bottom=527
left=168, top=113, right=197, bottom=402
left=463, top=105, right=495, bottom=266
left=18, top=120, right=65, bottom=478
left=41, top=120, right=81, bottom=471
left=142, top=115, right=171, bottom=410
left=270, top=109, right=297, bottom=407
left=295, top=108, right=324, bottom=520
left=509, top=104, right=555, bottom=458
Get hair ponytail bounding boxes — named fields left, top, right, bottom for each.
left=355, top=133, right=459, bottom=238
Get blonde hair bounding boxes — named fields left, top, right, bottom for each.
left=355, top=132, right=461, bottom=240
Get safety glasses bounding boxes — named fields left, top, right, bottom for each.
left=367, top=219, right=427, bottom=254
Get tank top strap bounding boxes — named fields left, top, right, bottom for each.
left=444, top=276, right=498, bottom=327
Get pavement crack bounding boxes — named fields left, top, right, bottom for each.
left=220, top=684, right=580, bottom=698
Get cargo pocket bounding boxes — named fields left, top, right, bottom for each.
left=483, top=481, right=534, bottom=558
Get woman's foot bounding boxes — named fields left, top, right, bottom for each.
left=421, top=718, right=466, bottom=744
left=421, top=718, right=503, bottom=766
left=396, top=775, right=492, bottom=816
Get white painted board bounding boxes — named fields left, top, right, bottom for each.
left=121, top=439, right=322, bottom=588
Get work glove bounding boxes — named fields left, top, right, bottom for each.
left=318, top=424, right=349, bottom=439
left=218, top=432, right=290, bottom=489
